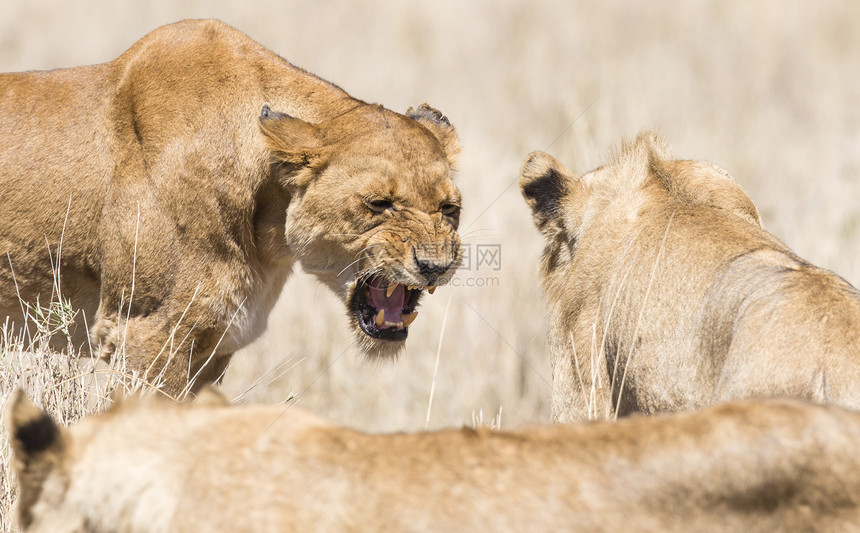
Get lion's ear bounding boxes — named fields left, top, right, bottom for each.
left=406, top=103, right=461, bottom=169
left=4, top=390, right=67, bottom=528
left=520, top=151, right=576, bottom=233
left=655, top=159, right=762, bottom=227
left=4, top=390, right=65, bottom=459
left=258, top=104, right=326, bottom=167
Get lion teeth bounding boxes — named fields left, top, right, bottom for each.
left=375, top=309, right=385, bottom=327
left=427, top=286, right=437, bottom=295
left=401, top=312, right=418, bottom=327
left=386, top=283, right=398, bottom=298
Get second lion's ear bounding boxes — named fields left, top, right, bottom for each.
left=258, top=104, right=327, bottom=167
left=4, top=389, right=68, bottom=529
left=406, top=103, right=461, bottom=169
left=520, top=151, right=572, bottom=232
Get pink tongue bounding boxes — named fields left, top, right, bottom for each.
left=369, top=281, right=405, bottom=323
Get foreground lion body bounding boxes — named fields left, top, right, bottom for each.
left=0, top=20, right=461, bottom=394
left=521, top=133, right=860, bottom=422
left=6, top=390, right=860, bottom=532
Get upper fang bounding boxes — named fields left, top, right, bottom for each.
left=386, top=283, right=398, bottom=298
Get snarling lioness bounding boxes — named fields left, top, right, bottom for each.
left=7, top=389, right=860, bottom=532
left=0, top=20, right=462, bottom=394
left=521, top=133, right=860, bottom=422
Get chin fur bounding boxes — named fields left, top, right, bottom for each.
left=352, top=327, right=407, bottom=360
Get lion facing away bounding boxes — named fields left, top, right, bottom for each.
left=520, top=133, right=860, bottom=422
left=0, top=20, right=462, bottom=395
left=6, top=390, right=860, bottom=532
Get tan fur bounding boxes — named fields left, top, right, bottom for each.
left=521, top=132, right=860, bottom=422
left=0, top=20, right=462, bottom=395
left=6, top=389, right=860, bottom=532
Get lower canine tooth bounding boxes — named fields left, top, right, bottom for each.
left=375, top=309, right=385, bottom=327
left=401, top=312, right=418, bottom=327
left=428, top=286, right=437, bottom=295
left=386, top=283, right=397, bottom=298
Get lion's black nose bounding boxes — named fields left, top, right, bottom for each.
left=413, top=247, right=456, bottom=285
left=416, top=259, right=449, bottom=278
left=415, top=257, right=453, bottom=286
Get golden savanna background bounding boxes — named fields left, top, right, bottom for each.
left=1, top=1, right=859, bottom=527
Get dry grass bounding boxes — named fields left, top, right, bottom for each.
left=0, top=300, right=131, bottom=533
left=2, top=1, right=860, bottom=530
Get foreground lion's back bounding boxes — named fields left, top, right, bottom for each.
left=53, top=397, right=860, bottom=532
left=10, top=390, right=860, bottom=532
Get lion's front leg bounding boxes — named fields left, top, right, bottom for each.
left=188, top=352, right=233, bottom=390
left=91, top=306, right=224, bottom=397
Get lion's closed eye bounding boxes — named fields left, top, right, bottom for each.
left=365, top=198, right=395, bottom=213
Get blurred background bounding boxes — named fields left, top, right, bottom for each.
left=1, top=0, right=859, bottom=433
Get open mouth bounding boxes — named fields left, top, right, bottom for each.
left=349, top=275, right=435, bottom=341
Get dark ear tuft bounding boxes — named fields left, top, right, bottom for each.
left=406, top=103, right=461, bottom=168
left=407, top=103, right=452, bottom=127
left=15, top=413, right=59, bottom=455
left=260, top=104, right=292, bottom=122
left=4, top=390, right=67, bottom=529
left=520, top=151, right=571, bottom=226
left=4, top=389, right=64, bottom=462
